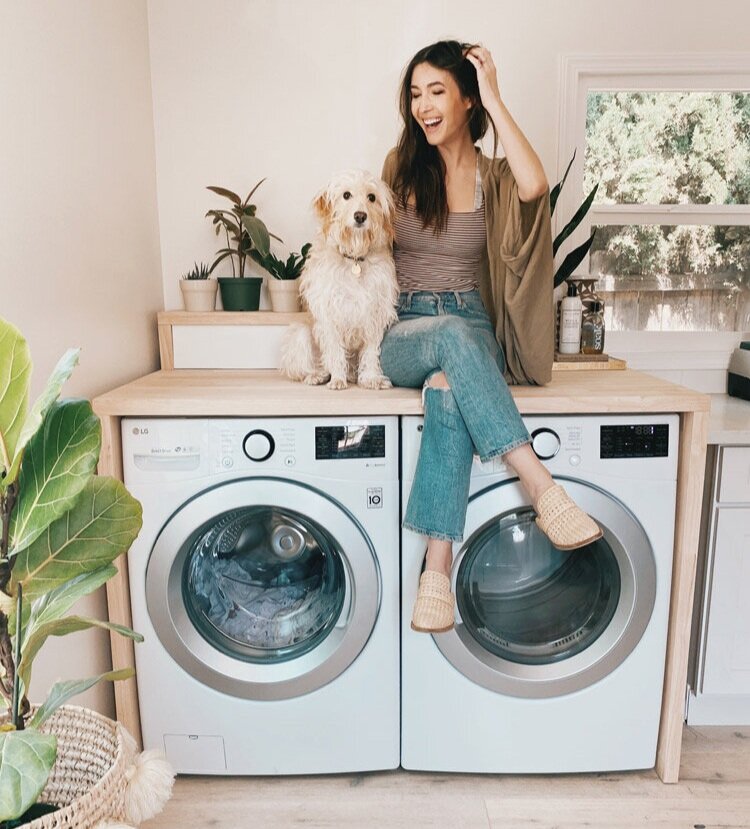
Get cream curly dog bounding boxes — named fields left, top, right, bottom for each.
left=280, top=169, right=399, bottom=390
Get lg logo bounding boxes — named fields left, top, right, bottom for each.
left=367, top=488, right=383, bottom=509
left=132, top=427, right=149, bottom=435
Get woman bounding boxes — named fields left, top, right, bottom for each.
left=379, top=39, right=602, bottom=634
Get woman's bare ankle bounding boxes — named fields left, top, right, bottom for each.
left=503, top=444, right=555, bottom=508
left=425, top=538, right=453, bottom=578
left=528, top=479, right=555, bottom=509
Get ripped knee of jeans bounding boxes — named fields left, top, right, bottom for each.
left=421, top=370, right=451, bottom=406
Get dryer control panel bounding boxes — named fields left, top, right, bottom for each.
left=600, top=424, right=670, bottom=458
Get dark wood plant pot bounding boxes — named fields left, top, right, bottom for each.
left=218, top=277, right=263, bottom=311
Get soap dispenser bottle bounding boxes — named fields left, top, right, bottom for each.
left=559, top=281, right=583, bottom=354
left=581, top=301, right=605, bottom=354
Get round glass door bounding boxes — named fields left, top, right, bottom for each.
left=457, top=508, right=621, bottom=665
left=183, top=505, right=347, bottom=664
left=147, top=478, right=380, bottom=700
left=434, top=478, right=656, bottom=698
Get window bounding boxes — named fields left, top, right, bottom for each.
left=558, top=56, right=750, bottom=334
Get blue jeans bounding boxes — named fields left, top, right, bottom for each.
left=380, top=290, right=530, bottom=542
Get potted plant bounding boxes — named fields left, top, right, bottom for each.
left=0, top=318, right=173, bottom=828
left=252, top=243, right=312, bottom=313
left=551, top=148, right=599, bottom=294
left=206, top=180, right=282, bottom=311
left=550, top=149, right=601, bottom=350
left=179, top=261, right=217, bottom=312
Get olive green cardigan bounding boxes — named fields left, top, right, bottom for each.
left=381, top=149, right=554, bottom=386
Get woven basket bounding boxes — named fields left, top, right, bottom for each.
left=6, top=705, right=136, bottom=829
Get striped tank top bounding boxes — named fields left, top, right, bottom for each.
left=393, top=165, right=486, bottom=293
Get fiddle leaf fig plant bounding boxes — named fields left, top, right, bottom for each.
left=0, top=317, right=143, bottom=824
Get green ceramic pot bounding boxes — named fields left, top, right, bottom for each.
left=218, top=277, right=263, bottom=311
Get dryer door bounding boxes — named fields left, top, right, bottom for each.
left=434, top=477, right=656, bottom=698
left=146, top=477, right=380, bottom=700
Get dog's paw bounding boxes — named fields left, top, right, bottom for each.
left=327, top=377, right=349, bottom=390
left=359, top=374, right=393, bottom=390
left=304, top=373, right=330, bottom=385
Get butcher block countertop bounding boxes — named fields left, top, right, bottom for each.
left=93, top=367, right=708, bottom=416
left=91, top=368, right=709, bottom=785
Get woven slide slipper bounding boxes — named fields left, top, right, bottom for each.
left=534, top=484, right=603, bottom=551
left=411, top=570, right=455, bottom=633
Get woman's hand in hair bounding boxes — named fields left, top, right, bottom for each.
left=464, top=45, right=502, bottom=110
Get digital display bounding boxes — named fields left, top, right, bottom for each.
left=315, top=425, right=386, bottom=460
left=600, top=424, right=669, bottom=459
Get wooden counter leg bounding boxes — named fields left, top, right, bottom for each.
left=98, top=413, right=143, bottom=748
left=158, top=321, right=174, bottom=370
left=656, top=409, right=709, bottom=783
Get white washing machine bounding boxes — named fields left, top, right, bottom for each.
left=401, top=414, right=679, bottom=773
left=122, top=416, right=399, bottom=775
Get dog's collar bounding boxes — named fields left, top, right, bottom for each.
left=340, top=250, right=366, bottom=276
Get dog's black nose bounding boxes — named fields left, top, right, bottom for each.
left=354, top=211, right=367, bottom=225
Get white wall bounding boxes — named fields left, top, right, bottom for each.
left=147, top=0, right=750, bottom=311
left=0, top=1, right=162, bottom=716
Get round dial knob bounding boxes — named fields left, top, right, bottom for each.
left=242, top=429, right=275, bottom=462
left=531, top=428, right=560, bottom=460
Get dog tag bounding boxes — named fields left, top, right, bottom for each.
left=351, top=262, right=362, bottom=276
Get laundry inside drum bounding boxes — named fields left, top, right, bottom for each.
left=182, top=505, right=347, bottom=662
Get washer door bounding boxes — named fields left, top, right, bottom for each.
left=434, top=477, right=656, bottom=698
left=146, top=478, right=380, bottom=700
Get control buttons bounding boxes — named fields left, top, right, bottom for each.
left=569, top=454, right=581, bottom=467
left=284, top=456, right=296, bottom=467
left=221, top=457, right=234, bottom=469
left=531, top=428, right=561, bottom=460
left=242, top=430, right=275, bottom=462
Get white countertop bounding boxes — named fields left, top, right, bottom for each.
left=709, top=394, right=750, bottom=444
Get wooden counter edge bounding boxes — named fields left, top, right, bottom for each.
left=91, top=369, right=710, bottom=418
left=656, top=408, right=709, bottom=783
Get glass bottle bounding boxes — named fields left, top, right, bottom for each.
left=581, top=301, right=605, bottom=355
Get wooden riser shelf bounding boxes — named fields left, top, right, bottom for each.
left=158, top=311, right=627, bottom=372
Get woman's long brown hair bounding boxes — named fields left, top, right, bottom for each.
left=393, top=40, right=498, bottom=234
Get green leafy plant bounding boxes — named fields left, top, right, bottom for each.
left=181, top=262, right=211, bottom=280
left=550, top=148, right=599, bottom=288
left=206, top=181, right=282, bottom=278
left=252, top=243, right=312, bottom=281
left=0, top=318, right=143, bottom=824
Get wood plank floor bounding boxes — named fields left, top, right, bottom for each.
left=144, top=726, right=750, bottom=829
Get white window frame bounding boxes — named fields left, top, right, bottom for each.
left=557, top=54, right=750, bottom=376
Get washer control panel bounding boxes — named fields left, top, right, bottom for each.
left=122, top=417, right=399, bottom=482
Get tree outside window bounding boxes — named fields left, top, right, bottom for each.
left=583, top=91, right=750, bottom=331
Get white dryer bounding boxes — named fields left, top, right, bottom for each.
left=122, top=416, right=399, bottom=775
left=401, top=414, right=679, bottom=773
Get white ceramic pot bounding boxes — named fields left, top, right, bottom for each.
left=180, top=278, right=218, bottom=312
left=268, top=278, right=301, bottom=313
